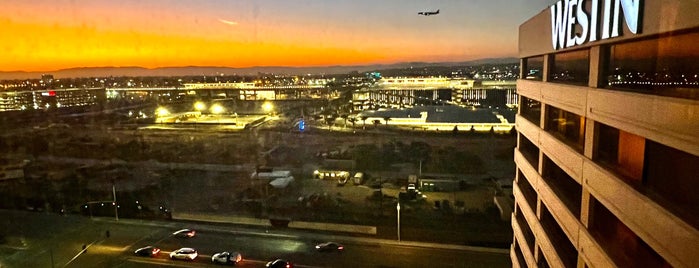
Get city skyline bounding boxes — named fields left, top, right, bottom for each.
left=0, top=0, right=556, bottom=72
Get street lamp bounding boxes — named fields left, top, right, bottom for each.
left=156, top=107, right=169, bottom=117
left=194, top=101, right=206, bottom=112
left=113, top=183, right=118, bottom=221
left=262, top=102, right=274, bottom=114
left=194, top=101, right=206, bottom=126
left=396, top=202, right=401, bottom=241
left=211, top=104, right=225, bottom=124
left=155, top=107, right=170, bottom=123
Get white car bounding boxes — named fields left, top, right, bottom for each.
left=172, top=228, right=196, bottom=238
left=169, top=247, right=197, bottom=260
left=212, top=251, right=242, bottom=264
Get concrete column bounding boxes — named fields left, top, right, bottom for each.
left=542, top=54, right=553, bottom=82
left=588, top=45, right=608, bottom=88
left=583, top=118, right=596, bottom=159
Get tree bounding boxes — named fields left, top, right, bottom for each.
left=340, top=114, right=349, bottom=128
left=360, top=116, right=369, bottom=129
left=382, top=116, right=391, bottom=127
left=348, top=117, right=357, bottom=128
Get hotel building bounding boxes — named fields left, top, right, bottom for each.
left=512, top=1, right=699, bottom=268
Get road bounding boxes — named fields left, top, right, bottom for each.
left=0, top=210, right=509, bottom=268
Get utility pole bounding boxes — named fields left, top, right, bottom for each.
left=396, top=202, right=401, bottom=241
left=419, top=159, right=423, bottom=176
left=113, top=184, right=118, bottom=221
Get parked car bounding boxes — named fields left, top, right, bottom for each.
left=266, top=259, right=293, bottom=268
left=352, top=172, right=365, bottom=185
left=169, top=247, right=198, bottom=260
left=315, top=242, right=344, bottom=252
left=211, top=251, right=242, bottom=265
left=134, top=246, right=160, bottom=257
left=172, top=228, right=196, bottom=238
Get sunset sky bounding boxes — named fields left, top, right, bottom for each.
left=0, top=0, right=556, bottom=72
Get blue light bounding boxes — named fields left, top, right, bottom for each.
left=299, top=119, right=305, bottom=131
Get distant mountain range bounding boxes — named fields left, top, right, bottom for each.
left=0, top=57, right=518, bottom=80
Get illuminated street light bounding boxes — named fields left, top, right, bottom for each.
left=193, top=102, right=206, bottom=127
left=210, top=104, right=225, bottom=114
left=156, top=107, right=170, bottom=117
left=262, top=102, right=274, bottom=114
left=211, top=104, right=225, bottom=124
left=194, top=101, right=206, bottom=112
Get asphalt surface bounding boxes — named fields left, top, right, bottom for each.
left=0, top=210, right=510, bottom=268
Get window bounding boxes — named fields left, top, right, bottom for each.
left=594, top=123, right=699, bottom=229
left=523, top=56, right=544, bottom=80
left=588, top=197, right=670, bottom=267
left=550, top=49, right=589, bottom=85
left=518, top=170, right=537, bottom=211
left=645, top=140, right=699, bottom=229
left=594, top=123, right=645, bottom=182
left=513, top=239, right=528, bottom=267
left=542, top=155, right=582, bottom=216
left=544, top=105, right=585, bottom=153
left=519, top=96, right=541, bottom=126
left=515, top=205, right=536, bottom=250
left=540, top=203, right=578, bottom=268
left=606, top=31, right=699, bottom=100
left=519, top=134, right=540, bottom=169
left=537, top=247, right=551, bottom=268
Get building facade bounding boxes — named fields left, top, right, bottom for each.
left=353, top=77, right=517, bottom=111
left=512, top=1, right=699, bottom=268
left=0, top=88, right=105, bottom=111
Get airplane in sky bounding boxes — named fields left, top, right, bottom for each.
left=418, top=9, right=439, bottom=16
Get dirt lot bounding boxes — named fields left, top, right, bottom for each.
left=2, top=121, right=515, bottom=246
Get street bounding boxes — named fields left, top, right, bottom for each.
left=0, top=210, right=510, bottom=268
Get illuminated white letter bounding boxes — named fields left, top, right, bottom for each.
left=602, top=0, right=613, bottom=39
left=550, top=0, right=568, bottom=49
left=620, top=0, right=641, bottom=34
left=566, top=0, right=577, bottom=47
left=575, top=0, right=589, bottom=45
left=590, top=0, right=599, bottom=41
left=611, top=0, right=621, bottom=37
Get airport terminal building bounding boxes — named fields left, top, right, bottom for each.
left=512, top=1, right=699, bottom=267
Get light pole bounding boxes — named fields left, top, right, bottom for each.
left=396, top=202, right=401, bottom=241
left=194, top=101, right=206, bottom=126
left=113, top=184, right=118, bottom=221
left=419, top=159, right=423, bottom=176
left=155, top=107, right=170, bottom=124
left=211, top=104, right=224, bottom=124
left=262, top=102, right=273, bottom=113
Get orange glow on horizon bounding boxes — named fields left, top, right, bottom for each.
left=0, top=20, right=394, bottom=72
left=0, top=1, right=517, bottom=73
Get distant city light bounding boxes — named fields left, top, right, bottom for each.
left=156, top=107, right=170, bottom=117
left=210, top=104, right=225, bottom=114
left=194, top=101, right=206, bottom=112
left=262, top=102, right=274, bottom=113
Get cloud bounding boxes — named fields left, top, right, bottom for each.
left=218, top=19, right=238, bottom=26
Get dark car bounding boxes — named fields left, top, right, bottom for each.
left=134, top=246, right=160, bottom=257
left=266, top=259, right=293, bottom=268
left=315, top=242, right=344, bottom=252
left=172, top=228, right=196, bottom=238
